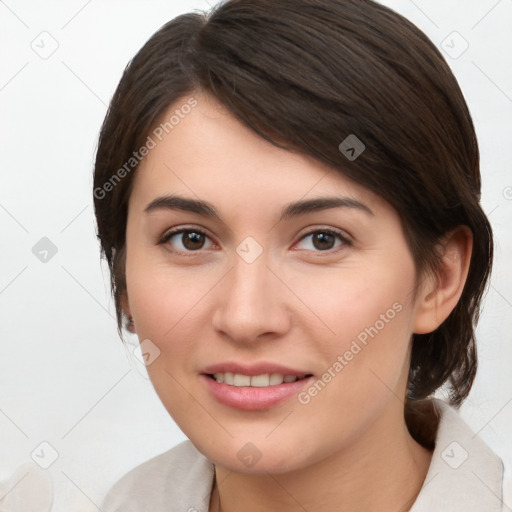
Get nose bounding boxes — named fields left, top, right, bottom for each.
left=211, top=251, right=292, bottom=345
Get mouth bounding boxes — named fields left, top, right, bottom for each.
left=200, top=367, right=315, bottom=410
left=206, top=372, right=314, bottom=388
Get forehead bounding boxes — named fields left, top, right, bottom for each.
left=129, top=92, right=385, bottom=215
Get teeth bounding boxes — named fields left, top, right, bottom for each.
left=251, top=374, right=270, bottom=387
left=212, top=372, right=300, bottom=387
left=270, top=373, right=284, bottom=385
left=233, top=374, right=251, bottom=386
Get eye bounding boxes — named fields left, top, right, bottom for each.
left=159, top=228, right=215, bottom=252
left=158, top=227, right=349, bottom=253
left=294, top=228, right=349, bottom=252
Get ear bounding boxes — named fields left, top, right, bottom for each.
left=119, top=293, right=132, bottom=316
left=413, top=226, right=473, bottom=334
left=120, top=294, right=135, bottom=333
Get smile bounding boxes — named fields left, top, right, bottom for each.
left=202, top=373, right=315, bottom=410
left=209, top=372, right=313, bottom=387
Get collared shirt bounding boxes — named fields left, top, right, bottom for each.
left=102, top=399, right=509, bottom=511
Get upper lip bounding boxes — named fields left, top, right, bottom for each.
left=201, top=362, right=313, bottom=378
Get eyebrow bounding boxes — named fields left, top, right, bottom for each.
left=144, top=194, right=374, bottom=220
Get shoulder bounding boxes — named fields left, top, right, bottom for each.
left=101, top=440, right=215, bottom=512
left=411, top=399, right=506, bottom=512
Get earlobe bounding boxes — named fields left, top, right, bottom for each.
left=121, top=296, right=136, bottom=333
left=126, top=315, right=136, bottom=333
left=413, top=226, right=473, bottom=334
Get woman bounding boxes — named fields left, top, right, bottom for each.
left=93, top=0, right=508, bottom=510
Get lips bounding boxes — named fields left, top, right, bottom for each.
left=201, top=374, right=314, bottom=410
left=200, top=362, right=315, bottom=410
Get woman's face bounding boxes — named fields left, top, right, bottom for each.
left=125, top=92, right=425, bottom=473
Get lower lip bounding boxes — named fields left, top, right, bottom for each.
left=200, top=374, right=314, bottom=410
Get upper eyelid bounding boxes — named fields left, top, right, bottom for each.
left=160, top=225, right=214, bottom=243
left=299, top=226, right=349, bottom=239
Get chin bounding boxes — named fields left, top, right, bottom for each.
left=190, top=432, right=319, bottom=475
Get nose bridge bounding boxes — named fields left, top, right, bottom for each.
left=231, top=252, right=271, bottom=306
left=212, top=245, right=290, bottom=342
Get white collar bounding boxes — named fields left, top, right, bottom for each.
left=102, top=399, right=505, bottom=511
left=410, top=398, right=504, bottom=511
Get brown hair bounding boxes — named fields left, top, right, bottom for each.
left=93, top=0, right=493, bottom=431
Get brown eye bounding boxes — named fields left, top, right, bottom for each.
left=312, top=232, right=336, bottom=250
left=181, top=231, right=206, bottom=250
left=295, top=229, right=348, bottom=252
left=160, top=229, right=214, bottom=252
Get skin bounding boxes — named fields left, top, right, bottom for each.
left=123, top=91, right=472, bottom=512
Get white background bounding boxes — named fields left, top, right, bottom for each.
left=0, top=1, right=511, bottom=510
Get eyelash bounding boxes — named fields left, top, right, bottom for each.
left=158, top=226, right=351, bottom=255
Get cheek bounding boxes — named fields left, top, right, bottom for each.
left=289, top=261, right=415, bottom=349
left=124, top=260, right=214, bottom=429
left=290, top=260, right=417, bottom=405
left=125, top=254, right=224, bottom=360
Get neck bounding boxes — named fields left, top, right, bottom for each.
left=209, top=404, right=433, bottom=512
